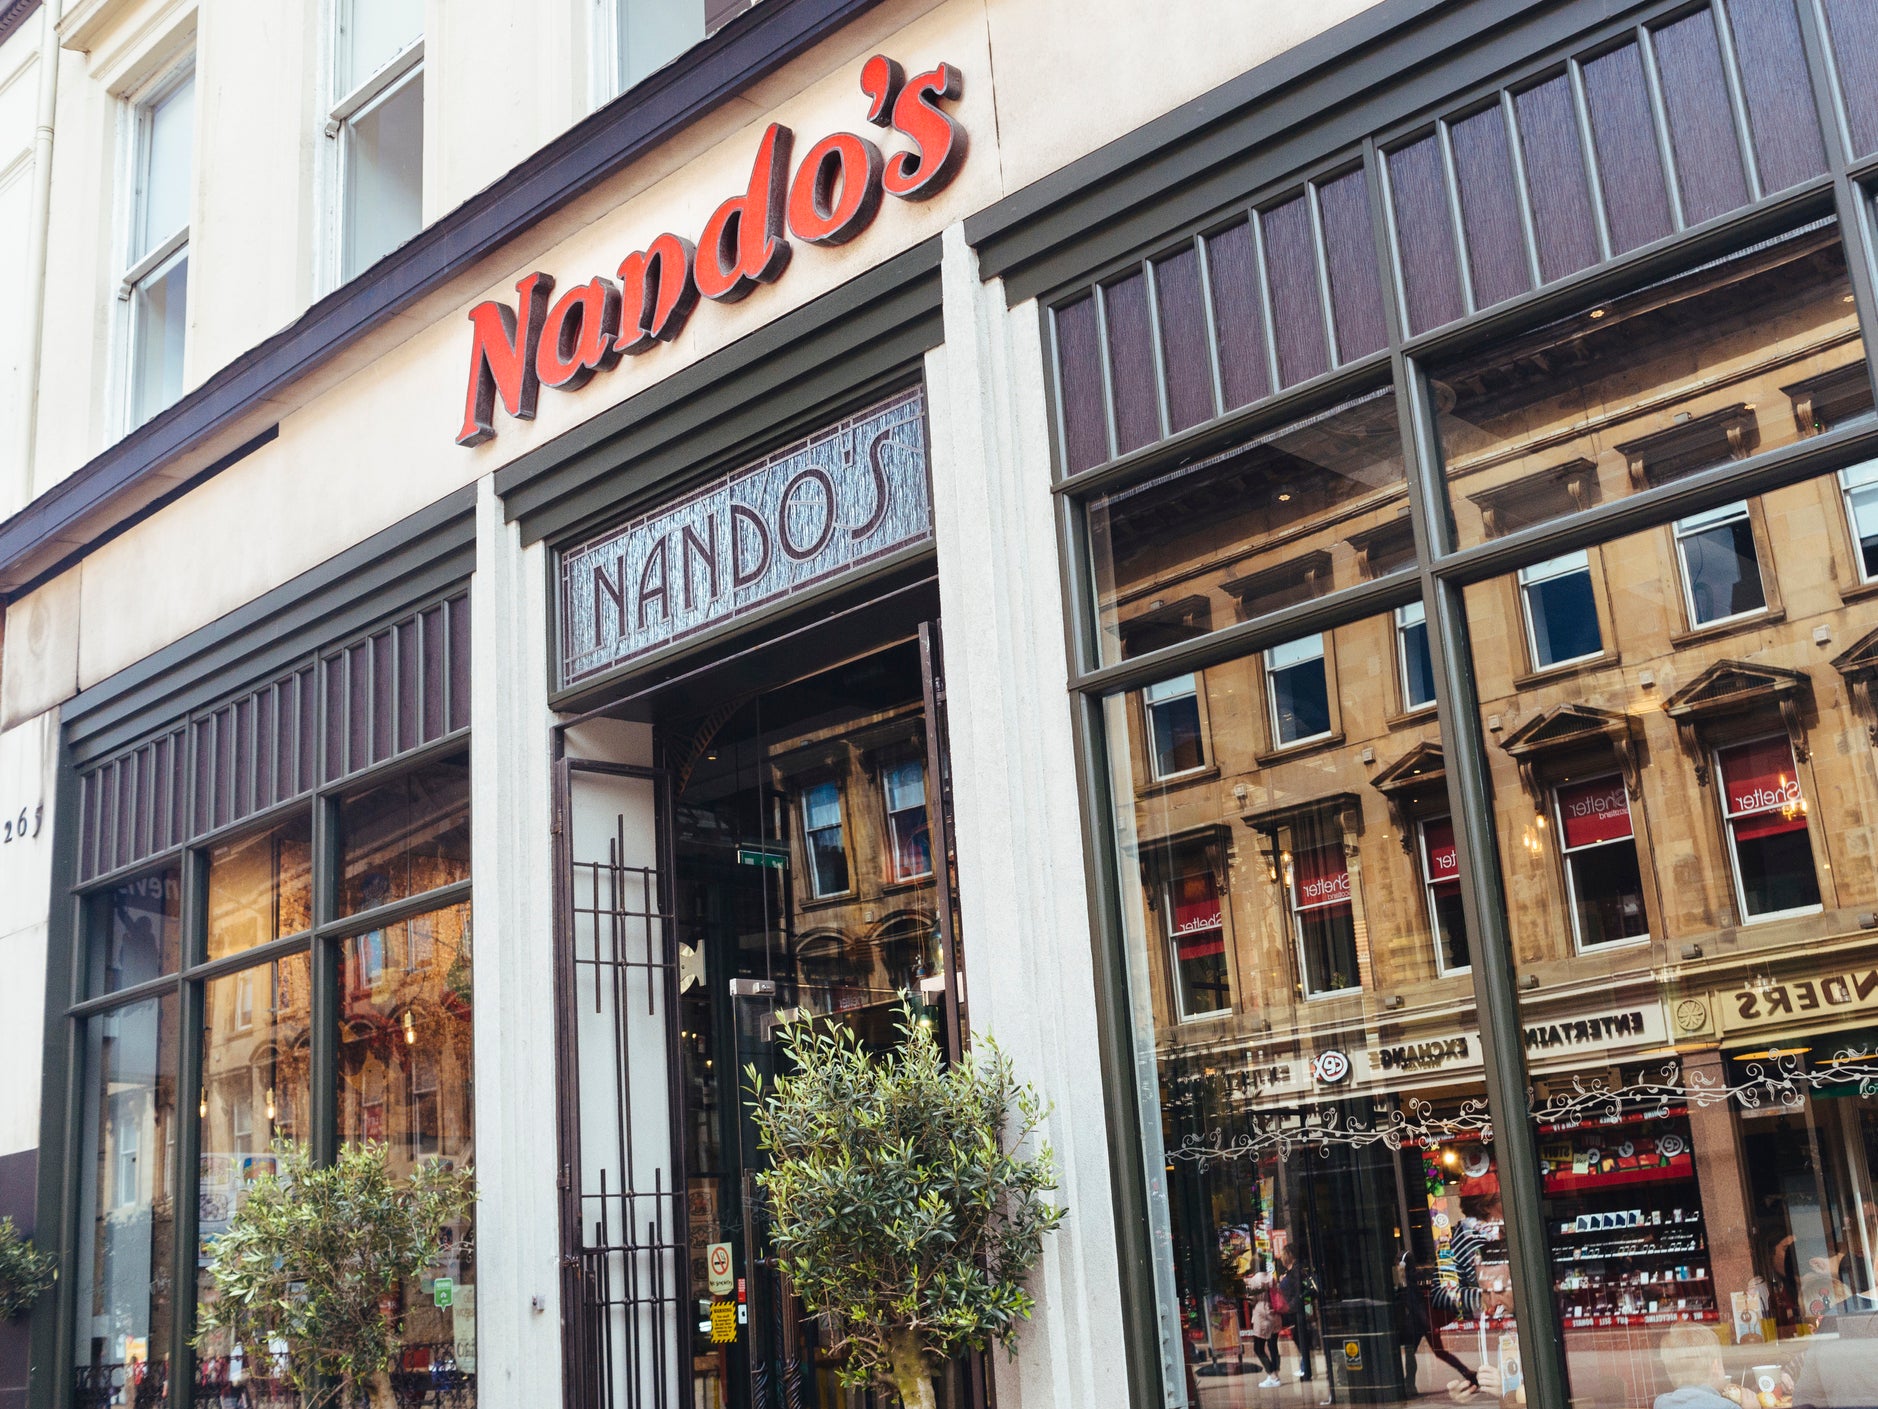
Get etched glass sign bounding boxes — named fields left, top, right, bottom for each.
left=558, top=387, right=931, bottom=685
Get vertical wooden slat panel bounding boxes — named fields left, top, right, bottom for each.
left=215, top=705, right=236, bottom=831
left=1316, top=169, right=1388, bottom=360
left=1205, top=220, right=1271, bottom=410
left=1103, top=271, right=1162, bottom=455
left=170, top=728, right=189, bottom=851
left=77, top=770, right=96, bottom=882
left=132, top=746, right=152, bottom=864
left=397, top=619, right=422, bottom=756
left=1261, top=195, right=1331, bottom=385
left=150, top=736, right=170, bottom=855
left=194, top=716, right=214, bottom=837
left=114, top=756, right=134, bottom=872
left=448, top=594, right=471, bottom=735
left=371, top=630, right=396, bottom=766
left=345, top=643, right=369, bottom=778
left=325, top=651, right=348, bottom=784
left=1514, top=76, right=1603, bottom=282
left=1725, top=0, right=1827, bottom=191
left=1052, top=293, right=1111, bottom=472
left=1651, top=10, right=1751, bottom=225
left=421, top=607, right=447, bottom=743
left=1388, top=136, right=1467, bottom=333
left=1823, top=0, right=1878, bottom=156
left=1583, top=43, right=1676, bottom=252
left=1153, top=247, right=1216, bottom=434
left=297, top=667, right=317, bottom=794
left=99, top=761, right=120, bottom=877
left=1449, top=106, right=1533, bottom=309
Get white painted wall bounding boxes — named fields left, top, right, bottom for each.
left=0, top=710, right=58, bottom=1158
left=0, top=8, right=44, bottom=512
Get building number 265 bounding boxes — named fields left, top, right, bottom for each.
left=2, top=803, right=43, bottom=845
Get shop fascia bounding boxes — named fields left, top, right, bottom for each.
left=455, top=54, right=968, bottom=447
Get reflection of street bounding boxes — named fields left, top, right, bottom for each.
left=1192, top=1342, right=1499, bottom=1407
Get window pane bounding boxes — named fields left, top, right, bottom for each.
left=883, top=760, right=925, bottom=813
left=1462, top=466, right=1877, bottom=1409
left=72, top=993, right=178, bottom=1405
left=207, top=815, right=313, bottom=960
left=86, top=868, right=181, bottom=998
left=136, top=74, right=193, bottom=261
left=130, top=252, right=188, bottom=426
left=1101, top=605, right=1509, bottom=1402
left=344, top=70, right=424, bottom=281
left=1679, top=506, right=1766, bottom=625
left=1522, top=557, right=1601, bottom=667
left=1424, top=818, right=1469, bottom=971
left=195, top=955, right=312, bottom=1383
left=1400, top=604, right=1436, bottom=710
left=1085, top=386, right=1403, bottom=667
left=1268, top=639, right=1331, bottom=745
left=339, top=903, right=475, bottom=1389
left=619, top=0, right=707, bottom=90
left=338, top=0, right=421, bottom=94
left=1434, top=225, right=1860, bottom=550
left=806, top=825, right=849, bottom=897
left=883, top=762, right=931, bottom=880
left=1148, top=683, right=1204, bottom=777
left=1844, top=477, right=1878, bottom=579
left=339, top=753, right=470, bottom=916
left=801, top=781, right=841, bottom=831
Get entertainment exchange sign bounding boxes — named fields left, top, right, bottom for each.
left=559, top=388, right=932, bottom=684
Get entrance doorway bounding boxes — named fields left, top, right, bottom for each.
left=555, top=624, right=972, bottom=1409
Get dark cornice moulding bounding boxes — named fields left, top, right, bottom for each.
left=0, top=0, right=886, bottom=597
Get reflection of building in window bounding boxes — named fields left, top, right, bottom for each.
left=1674, top=501, right=1766, bottom=627
left=1397, top=601, right=1436, bottom=710
left=1554, top=776, right=1649, bottom=949
left=1265, top=635, right=1331, bottom=746
left=801, top=782, right=849, bottom=897
left=111, top=1095, right=142, bottom=1207
left=882, top=761, right=933, bottom=881
left=1519, top=550, right=1601, bottom=669
left=1419, top=817, right=1468, bottom=972
left=1165, top=845, right=1230, bottom=1019
left=1841, top=459, right=1878, bottom=579
left=1716, top=737, right=1821, bottom=921
left=1144, top=675, right=1205, bottom=777
left=1288, top=843, right=1359, bottom=998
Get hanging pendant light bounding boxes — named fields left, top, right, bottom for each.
left=402, top=1009, right=417, bottom=1045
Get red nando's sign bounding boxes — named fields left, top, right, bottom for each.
left=455, top=55, right=967, bottom=446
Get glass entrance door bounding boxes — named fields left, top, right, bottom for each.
left=662, top=636, right=965, bottom=1409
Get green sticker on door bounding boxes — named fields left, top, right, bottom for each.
left=433, top=1277, right=454, bottom=1309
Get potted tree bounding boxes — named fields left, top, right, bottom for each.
left=0, top=1215, right=56, bottom=1320
left=750, top=1002, right=1064, bottom=1409
left=194, top=1141, right=474, bottom=1409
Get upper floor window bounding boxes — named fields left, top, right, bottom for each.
left=1717, top=736, right=1821, bottom=921
left=1674, top=501, right=1766, bottom=627
left=124, top=66, right=194, bottom=426
left=1144, top=674, right=1205, bottom=778
left=801, top=781, right=849, bottom=898
left=1397, top=601, right=1436, bottom=711
left=1265, top=634, right=1332, bottom=748
left=1842, top=458, right=1878, bottom=581
left=1420, top=817, right=1468, bottom=973
left=614, top=0, right=750, bottom=95
left=1554, top=776, right=1649, bottom=949
left=1166, top=845, right=1230, bottom=1020
left=330, top=0, right=423, bottom=283
left=1518, top=550, right=1602, bottom=670
left=1288, top=843, right=1359, bottom=998
left=882, top=761, right=932, bottom=883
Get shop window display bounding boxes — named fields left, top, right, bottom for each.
left=1465, top=466, right=1878, bottom=1409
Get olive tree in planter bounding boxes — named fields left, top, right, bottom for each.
left=750, top=1003, right=1064, bottom=1409
left=0, top=1216, right=56, bottom=1320
left=194, top=1141, right=474, bottom=1409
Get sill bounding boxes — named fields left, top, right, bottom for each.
left=1255, top=732, right=1345, bottom=768
left=1840, top=577, right=1878, bottom=606
left=798, top=890, right=858, bottom=912
left=1140, top=763, right=1220, bottom=795
left=880, top=875, right=933, bottom=895
left=1574, top=934, right=1652, bottom=957
left=1668, top=605, right=1782, bottom=649
left=1303, top=985, right=1363, bottom=1002
left=1742, top=903, right=1825, bottom=925
left=1176, top=1008, right=1234, bottom=1025
left=1512, top=653, right=1617, bottom=692
left=1385, top=703, right=1439, bottom=730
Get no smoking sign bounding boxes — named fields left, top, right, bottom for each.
left=707, top=1242, right=734, bottom=1296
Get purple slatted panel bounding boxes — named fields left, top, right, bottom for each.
left=149, top=736, right=171, bottom=855
left=325, top=651, right=348, bottom=783
left=1153, top=246, right=1216, bottom=434
left=1823, top=0, right=1878, bottom=156
left=98, top=762, right=120, bottom=877
left=131, top=747, right=151, bottom=863
left=346, top=644, right=371, bottom=778
left=169, top=729, right=189, bottom=852
left=1450, top=107, right=1532, bottom=309
left=1053, top=294, right=1110, bottom=472
left=448, top=595, right=471, bottom=735
left=114, top=755, right=135, bottom=872
left=1103, top=272, right=1162, bottom=455
left=1262, top=196, right=1330, bottom=385
left=194, top=716, right=214, bottom=837
left=371, top=629, right=395, bottom=766
left=1583, top=44, right=1675, bottom=252
left=1205, top=220, right=1271, bottom=410
left=1387, top=136, right=1466, bottom=334
left=1726, top=0, right=1827, bottom=191
left=397, top=618, right=423, bottom=755
left=1317, top=170, right=1388, bottom=361
left=215, top=705, right=236, bottom=831
left=254, top=687, right=276, bottom=813
left=231, top=696, right=254, bottom=823
left=421, top=606, right=448, bottom=742
left=1514, top=76, right=1602, bottom=282
left=82, top=771, right=101, bottom=881
left=297, top=668, right=317, bottom=793
left=1652, top=11, right=1751, bottom=225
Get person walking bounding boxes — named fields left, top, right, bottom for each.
left=1277, top=1247, right=1316, bottom=1383
left=1247, top=1264, right=1283, bottom=1388
left=1398, top=1251, right=1478, bottom=1395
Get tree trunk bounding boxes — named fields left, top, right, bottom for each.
left=886, top=1329, right=937, bottom=1409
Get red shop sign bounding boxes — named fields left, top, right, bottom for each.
left=1293, top=847, right=1351, bottom=910
left=1423, top=816, right=1459, bottom=880
left=1719, top=737, right=1806, bottom=839
left=1172, top=871, right=1224, bottom=957
left=456, top=55, right=968, bottom=446
left=1557, top=777, right=1633, bottom=849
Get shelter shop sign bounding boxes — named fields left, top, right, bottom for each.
left=455, top=54, right=967, bottom=446
left=558, top=388, right=931, bottom=683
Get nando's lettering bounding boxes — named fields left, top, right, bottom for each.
left=456, top=55, right=966, bottom=446
left=558, top=389, right=931, bottom=683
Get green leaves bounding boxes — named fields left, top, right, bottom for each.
left=750, top=1001, right=1064, bottom=1405
left=193, top=1141, right=474, bottom=1409
left=0, top=1215, right=56, bottom=1320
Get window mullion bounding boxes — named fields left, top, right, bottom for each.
left=311, top=793, right=339, bottom=1167
left=170, top=851, right=207, bottom=1409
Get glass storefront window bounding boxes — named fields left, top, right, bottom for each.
left=86, top=868, right=181, bottom=997
left=72, top=993, right=179, bottom=1408
left=1433, top=224, right=1865, bottom=551
left=338, top=752, right=470, bottom=915
left=1464, top=464, right=1878, bottom=1409
left=1085, top=385, right=1405, bottom=668
left=207, top=815, right=313, bottom=960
